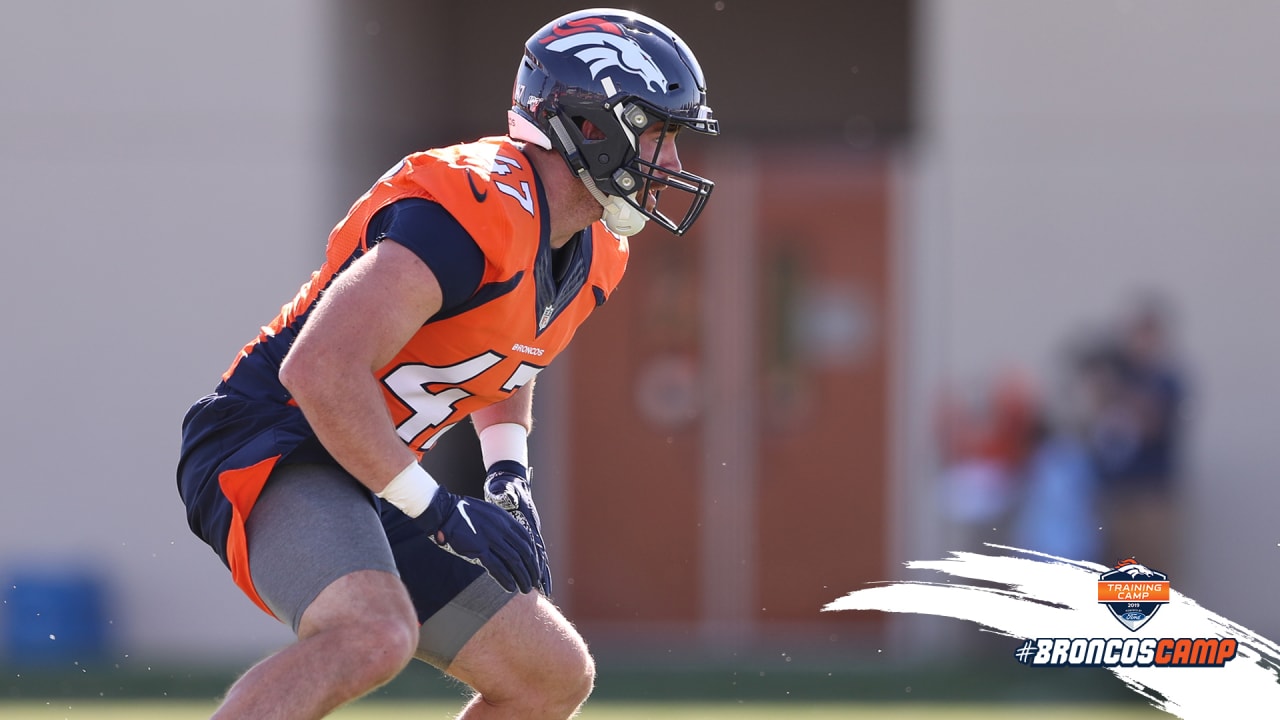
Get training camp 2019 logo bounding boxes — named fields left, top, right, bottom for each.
left=1013, top=558, right=1238, bottom=668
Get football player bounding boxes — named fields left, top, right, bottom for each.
left=176, top=7, right=717, bottom=719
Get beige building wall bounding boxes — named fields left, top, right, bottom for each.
left=0, top=1, right=330, bottom=662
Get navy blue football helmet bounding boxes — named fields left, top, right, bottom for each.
left=508, top=8, right=719, bottom=236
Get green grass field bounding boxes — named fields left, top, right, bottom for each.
left=0, top=701, right=1169, bottom=719
left=0, top=653, right=1171, bottom=718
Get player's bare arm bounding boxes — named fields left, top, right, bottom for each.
left=470, top=380, right=556, bottom=595
left=472, top=381, right=535, bottom=434
left=279, top=239, right=439, bottom=492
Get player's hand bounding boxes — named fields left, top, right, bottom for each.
left=484, top=460, right=553, bottom=597
left=413, top=486, right=537, bottom=594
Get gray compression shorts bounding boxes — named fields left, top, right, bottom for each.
left=245, top=462, right=514, bottom=668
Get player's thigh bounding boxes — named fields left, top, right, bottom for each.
left=247, top=462, right=404, bottom=634
left=446, top=591, right=594, bottom=701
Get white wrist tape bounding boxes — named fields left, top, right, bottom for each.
left=376, top=462, right=439, bottom=518
left=479, top=422, right=529, bottom=469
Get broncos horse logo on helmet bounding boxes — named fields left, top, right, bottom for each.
left=540, top=19, right=670, bottom=94
left=508, top=8, right=719, bottom=236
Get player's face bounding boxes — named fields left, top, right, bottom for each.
left=637, top=122, right=682, bottom=210
left=638, top=123, right=682, bottom=174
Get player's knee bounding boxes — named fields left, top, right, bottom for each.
left=339, top=614, right=419, bottom=688
left=297, top=569, right=420, bottom=689
left=531, top=629, right=595, bottom=711
left=480, top=629, right=593, bottom=715
left=564, top=642, right=596, bottom=707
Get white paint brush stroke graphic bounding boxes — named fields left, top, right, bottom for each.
left=823, top=545, right=1280, bottom=718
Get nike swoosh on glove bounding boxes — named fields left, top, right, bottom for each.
left=484, top=460, right=552, bottom=597
left=413, top=486, right=537, bottom=594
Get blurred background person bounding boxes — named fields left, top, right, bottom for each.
left=1011, top=345, right=1106, bottom=562
left=1088, top=294, right=1189, bottom=575
left=936, top=369, right=1039, bottom=551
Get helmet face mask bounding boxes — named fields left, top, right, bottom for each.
left=508, top=9, right=719, bottom=236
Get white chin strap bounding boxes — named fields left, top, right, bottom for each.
left=599, top=194, right=647, bottom=236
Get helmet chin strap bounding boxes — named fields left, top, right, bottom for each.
left=548, top=116, right=648, bottom=237
left=597, top=193, right=647, bottom=237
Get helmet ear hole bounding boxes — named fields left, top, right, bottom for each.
left=579, top=119, right=605, bottom=141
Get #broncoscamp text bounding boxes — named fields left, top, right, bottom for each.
left=1016, top=637, right=1237, bottom=667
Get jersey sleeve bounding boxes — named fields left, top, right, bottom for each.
left=366, top=198, right=485, bottom=313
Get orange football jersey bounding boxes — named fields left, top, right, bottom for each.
left=182, top=136, right=627, bottom=615
left=227, top=136, right=628, bottom=453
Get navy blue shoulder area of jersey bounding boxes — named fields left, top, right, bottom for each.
left=367, top=198, right=485, bottom=313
